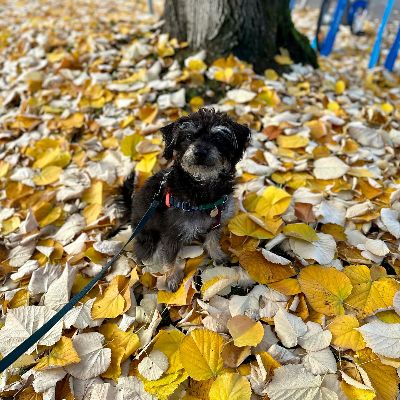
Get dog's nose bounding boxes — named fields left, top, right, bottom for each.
left=194, top=147, right=208, bottom=159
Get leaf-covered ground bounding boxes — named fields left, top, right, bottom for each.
left=1, top=1, right=400, bottom=399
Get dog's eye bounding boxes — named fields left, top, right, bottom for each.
left=211, top=125, right=238, bottom=149
left=184, top=132, right=194, bottom=140
left=179, top=121, right=195, bottom=131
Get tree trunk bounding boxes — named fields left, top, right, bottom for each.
left=163, top=0, right=318, bottom=73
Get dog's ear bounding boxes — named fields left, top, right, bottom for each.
left=160, top=122, right=176, bottom=160
left=232, top=122, right=251, bottom=164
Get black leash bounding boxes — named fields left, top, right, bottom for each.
left=0, top=189, right=165, bottom=372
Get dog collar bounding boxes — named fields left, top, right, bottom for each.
left=165, top=191, right=227, bottom=231
left=165, top=191, right=228, bottom=213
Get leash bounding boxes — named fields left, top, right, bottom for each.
left=0, top=173, right=169, bottom=372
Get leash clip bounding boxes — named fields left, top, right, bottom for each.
left=181, top=201, right=191, bottom=211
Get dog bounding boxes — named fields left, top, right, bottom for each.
left=121, top=108, right=251, bottom=291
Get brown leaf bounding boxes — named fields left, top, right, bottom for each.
left=262, top=125, right=282, bottom=140
left=294, top=202, right=315, bottom=223
left=239, top=250, right=296, bottom=284
left=221, top=342, right=251, bottom=368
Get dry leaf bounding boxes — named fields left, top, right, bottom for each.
left=179, top=329, right=225, bottom=381
left=227, top=315, right=264, bottom=347
left=298, top=266, right=353, bottom=315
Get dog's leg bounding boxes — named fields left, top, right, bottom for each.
left=161, top=236, right=184, bottom=292
left=204, top=228, right=229, bottom=265
left=134, top=230, right=158, bottom=264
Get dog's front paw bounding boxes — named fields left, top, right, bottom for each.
left=165, top=268, right=184, bottom=292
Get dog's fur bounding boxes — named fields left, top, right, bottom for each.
left=121, top=108, right=251, bottom=291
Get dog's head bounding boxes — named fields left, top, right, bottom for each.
left=160, top=108, right=251, bottom=180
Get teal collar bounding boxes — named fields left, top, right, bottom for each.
left=165, top=191, right=228, bottom=213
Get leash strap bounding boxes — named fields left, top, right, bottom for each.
left=0, top=199, right=161, bottom=373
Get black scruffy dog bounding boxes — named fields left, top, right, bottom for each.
left=121, top=108, right=251, bottom=291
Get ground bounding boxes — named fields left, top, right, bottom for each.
left=0, top=1, right=400, bottom=399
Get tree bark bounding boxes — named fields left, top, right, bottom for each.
left=163, top=0, right=318, bottom=73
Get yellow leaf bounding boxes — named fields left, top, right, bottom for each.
left=0, top=160, right=10, bottom=177
left=376, top=310, right=400, bottom=324
left=143, top=370, right=188, bottom=400
left=380, top=102, right=394, bottom=114
left=83, top=203, right=102, bottom=225
left=239, top=250, right=295, bottom=284
left=305, top=120, right=328, bottom=139
left=228, top=213, right=274, bottom=239
left=283, top=223, right=319, bottom=242
left=36, top=337, right=80, bottom=370
left=33, top=166, right=62, bottom=186
left=328, top=315, right=366, bottom=351
left=71, top=274, right=92, bottom=295
left=9, top=288, right=29, bottom=308
left=335, top=80, right=346, bottom=94
left=256, top=88, right=281, bottom=107
left=59, top=112, right=85, bottom=130
left=17, top=386, right=43, bottom=400
left=1, top=216, right=20, bottom=234
left=268, top=278, right=302, bottom=295
left=99, top=323, right=140, bottom=380
left=138, top=104, right=158, bottom=124
left=214, top=67, right=235, bottom=83
left=47, top=51, right=66, bottom=63
left=287, top=81, right=310, bottom=97
left=120, top=115, right=135, bottom=128
left=264, top=69, right=279, bottom=80
left=33, top=147, right=71, bottom=169
left=344, top=265, right=400, bottom=316
left=298, top=265, right=353, bottom=315
left=120, top=133, right=144, bottom=159
left=208, top=373, right=251, bottom=400
left=277, top=134, right=309, bottom=148
left=258, top=351, right=281, bottom=375
left=341, top=382, right=376, bottom=400
left=82, top=181, right=103, bottom=205
left=153, top=329, right=185, bottom=374
left=10, top=115, right=41, bottom=131
left=180, top=329, right=225, bottom=381
left=37, top=206, right=62, bottom=228
left=256, top=187, right=291, bottom=219
left=327, top=101, right=340, bottom=112
left=227, top=315, right=264, bottom=347
left=136, top=154, right=157, bottom=173
left=84, top=246, right=103, bottom=264
left=157, top=270, right=195, bottom=306
left=356, top=348, right=399, bottom=400
left=187, top=59, right=207, bottom=72
left=189, top=96, right=204, bottom=111
left=274, top=48, right=293, bottom=65
left=91, top=276, right=126, bottom=319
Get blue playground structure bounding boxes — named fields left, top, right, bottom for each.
left=293, top=0, right=399, bottom=71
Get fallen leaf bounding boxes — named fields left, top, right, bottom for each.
left=209, top=373, right=251, bottom=400
left=138, top=350, right=169, bottom=381
left=328, top=315, right=366, bottom=351
left=180, top=329, right=225, bottom=381
left=298, top=266, right=353, bottom=315
left=239, top=250, right=295, bottom=284
left=36, top=336, right=80, bottom=370
left=227, top=315, right=264, bottom=347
